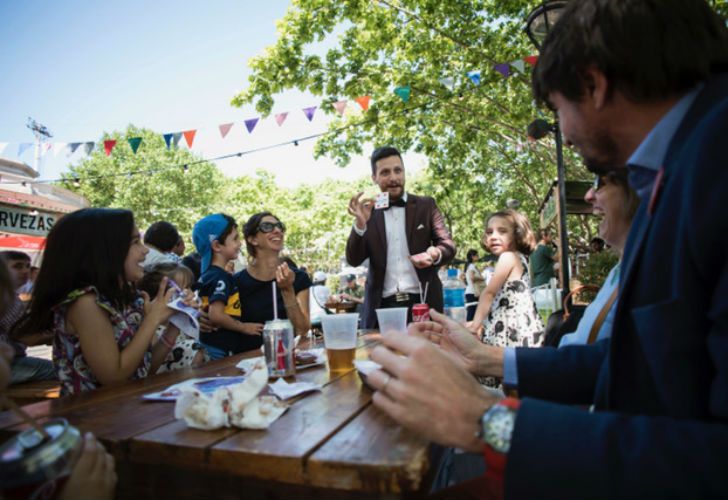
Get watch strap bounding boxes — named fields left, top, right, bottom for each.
left=482, top=397, right=520, bottom=483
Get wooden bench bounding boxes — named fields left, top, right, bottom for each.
left=6, top=380, right=61, bottom=406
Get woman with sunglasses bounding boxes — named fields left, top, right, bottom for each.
left=235, top=212, right=312, bottom=337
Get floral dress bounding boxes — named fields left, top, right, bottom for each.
left=52, top=286, right=151, bottom=396
left=480, top=253, right=544, bottom=388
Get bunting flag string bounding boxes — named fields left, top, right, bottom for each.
left=2, top=52, right=540, bottom=160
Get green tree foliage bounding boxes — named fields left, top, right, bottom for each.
left=231, top=0, right=596, bottom=256
left=62, top=126, right=223, bottom=240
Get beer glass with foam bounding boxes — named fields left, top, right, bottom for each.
left=321, top=313, right=359, bottom=372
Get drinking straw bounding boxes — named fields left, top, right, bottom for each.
left=423, top=282, right=430, bottom=304
left=2, top=396, right=51, bottom=440
left=418, top=282, right=424, bottom=304
left=272, top=281, right=278, bottom=320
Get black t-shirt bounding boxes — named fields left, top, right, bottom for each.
left=197, top=265, right=254, bottom=354
left=234, top=268, right=312, bottom=327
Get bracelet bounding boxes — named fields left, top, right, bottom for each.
left=159, top=334, right=176, bottom=349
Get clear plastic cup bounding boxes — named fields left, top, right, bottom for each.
left=321, top=313, right=359, bottom=372
left=376, top=307, right=408, bottom=336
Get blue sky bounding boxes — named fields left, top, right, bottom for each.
left=0, top=0, right=426, bottom=187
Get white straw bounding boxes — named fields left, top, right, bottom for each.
left=418, top=282, right=424, bottom=304
left=272, top=281, right=278, bottom=320
left=423, top=282, right=430, bottom=304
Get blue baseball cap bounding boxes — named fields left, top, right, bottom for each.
left=192, top=214, right=230, bottom=273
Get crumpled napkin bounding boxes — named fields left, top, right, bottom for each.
left=174, top=362, right=288, bottom=430
left=267, top=378, right=322, bottom=401
left=354, top=359, right=382, bottom=376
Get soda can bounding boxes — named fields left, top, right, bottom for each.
left=411, top=303, right=430, bottom=323
left=0, top=418, right=82, bottom=500
left=263, top=319, right=296, bottom=378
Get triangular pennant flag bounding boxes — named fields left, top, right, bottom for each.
left=439, top=77, right=455, bottom=91
left=219, top=123, right=234, bottom=138
left=302, top=106, right=317, bottom=122
left=467, top=70, right=481, bottom=86
left=172, top=133, right=182, bottom=148
left=69, top=143, right=81, bottom=155
left=104, top=140, right=117, bottom=156
left=524, top=55, right=538, bottom=66
left=40, top=143, right=53, bottom=157
left=163, top=133, right=174, bottom=149
left=244, top=118, right=259, bottom=134
left=510, top=59, right=526, bottom=73
left=53, top=143, right=67, bottom=157
left=0, top=143, right=7, bottom=156
left=18, top=143, right=33, bottom=156
left=354, top=96, right=371, bottom=111
left=394, top=86, right=411, bottom=103
left=84, top=142, right=95, bottom=155
left=332, top=100, right=347, bottom=116
left=127, top=137, right=142, bottom=154
left=494, top=63, right=511, bottom=78
left=274, top=112, right=289, bottom=126
left=183, top=130, right=196, bottom=148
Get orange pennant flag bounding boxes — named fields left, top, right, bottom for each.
left=219, top=123, right=233, bottom=138
left=332, top=100, right=347, bottom=116
left=524, top=55, right=539, bottom=66
left=103, top=140, right=117, bottom=156
left=355, top=96, right=371, bottom=111
left=183, top=130, right=197, bottom=148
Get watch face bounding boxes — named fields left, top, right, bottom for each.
left=482, top=405, right=516, bottom=454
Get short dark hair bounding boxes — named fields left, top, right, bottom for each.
left=243, top=212, right=282, bottom=258
left=14, top=208, right=136, bottom=337
left=370, top=146, right=403, bottom=176
left=144, top=221, right=180, bottom=253
left=533, top=0, right=728, bottom=107
left=0, top=250, right=31, bottom=263
left=537, top=228, right=552, bottom=241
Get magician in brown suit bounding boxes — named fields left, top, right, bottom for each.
left=346, top=146, right=456, bottom=328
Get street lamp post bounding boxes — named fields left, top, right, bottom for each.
left=525, top=1, right=571, bottom=305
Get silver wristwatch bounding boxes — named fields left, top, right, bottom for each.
left=478, top=403, right=517, bottom=454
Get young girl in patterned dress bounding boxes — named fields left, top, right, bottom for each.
left=14, top=208, right=189, bottom=395
left=466, top=209, right=544, bottom=388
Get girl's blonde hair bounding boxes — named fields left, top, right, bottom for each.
left=481, top=209, right=537, bottom=256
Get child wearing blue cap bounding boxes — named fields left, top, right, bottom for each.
left=193, top=214, right=263, bottom=359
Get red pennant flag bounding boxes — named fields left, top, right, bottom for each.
left=355, top=96, right=371, bottom=111
left=104, top=140, right=117, bottom=156
left=524, top=55, right=539, bottom=66
left=275, top=112, right=289, bottom=126
left=219, top=123, right=233, bottom=138
left=332, top=100, right=347, bottom=116
left=183, top=130, right=197, bottom=148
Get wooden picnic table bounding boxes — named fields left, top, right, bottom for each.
left=0, top=332, right=437, bottom=499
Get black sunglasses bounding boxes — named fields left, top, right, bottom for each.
left=592, top=175, right=606, bottom=192
left=258, top=221, right=286, bottom=233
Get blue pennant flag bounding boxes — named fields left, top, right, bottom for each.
left=467, top=70, right=481, bottom=86
left=17, top=143, right=33, bottom=156
left=163, top=133, right=173, bottom=149
left=69, top=142, right=82, bottom=154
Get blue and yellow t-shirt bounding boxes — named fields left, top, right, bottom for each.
left=198, top=265, right=255, bottom=354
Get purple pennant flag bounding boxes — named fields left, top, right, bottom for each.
left=17, top=143, right=33, bottom=156
left=69, top=142, right=82, bottom=154
left=244, top=118, right=259, bottom=134
left=163, top=133, right=173, bottom=149
left=84, top=142, right=95, bottom=155
left=494, top=63, right=510, bottom=78
left=302, top=106, right=317, bottom=122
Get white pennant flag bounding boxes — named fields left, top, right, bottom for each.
left=41, top=143, right=53, bottom=157
left=53, top=142, right=67, bottom=157
left=0, top=142, right=7, bottom=156
left=510, top=59, right=526, bottom=74
left=439, top=77, right=455, bottom=91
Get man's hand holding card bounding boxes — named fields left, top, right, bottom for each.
left=348, top=191, right=375, bottom=231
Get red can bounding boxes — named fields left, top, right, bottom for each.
left=411, top=303, right=430, bottom=323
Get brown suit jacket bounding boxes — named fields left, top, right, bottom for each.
left=346, top=193, right=456, bottom=328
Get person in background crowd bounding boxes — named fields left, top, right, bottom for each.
left=182, top=251, right=202, bottom=283
left=237, top=212, right=311, bottom=337
left=463, top=249, right=485, bottom=322
left=529, top=229, right=557, bottom=287
left=0, top=252, right=56, bottom=385
left=14, top=208, right=189, bottom=395
left=589, top=237, right=605, bottom=253
left=309, top=271, right=331, bottom=328
left=467, top=209, right=544, bottom=387
left=17, top=265, right=39, bottom=297
left=143, top=221, right=182, bottom=271
left=346, top=146, right=456, bottom=326
left=339, top=274, right=364, bottom=305
left=172, top=236, right=185, bottom=258
left=366, top=1, right=728, bottom=497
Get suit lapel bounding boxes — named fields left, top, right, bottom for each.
left=405, top=194, right=417, bottom=249
left=619, top=201, right=651, bottom=293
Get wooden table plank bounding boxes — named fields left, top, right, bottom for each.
left=306, top=403, right=433, bottom=494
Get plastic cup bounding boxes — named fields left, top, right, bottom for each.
left=376, top=307, right=408, bottom=336
left=321, top=313, right=359, bottom=372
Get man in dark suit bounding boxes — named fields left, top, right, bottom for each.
left=346, top=146, right=455, bottom=328
left=364, top=1, right=728, bottom=498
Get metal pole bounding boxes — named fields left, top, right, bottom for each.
left=553, top=120, right=571, bottom=306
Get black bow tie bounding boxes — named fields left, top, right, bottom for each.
left=384, top=198, right=407, bottom=209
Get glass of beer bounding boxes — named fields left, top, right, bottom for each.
left=321, top=313, right=359, bottom=373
